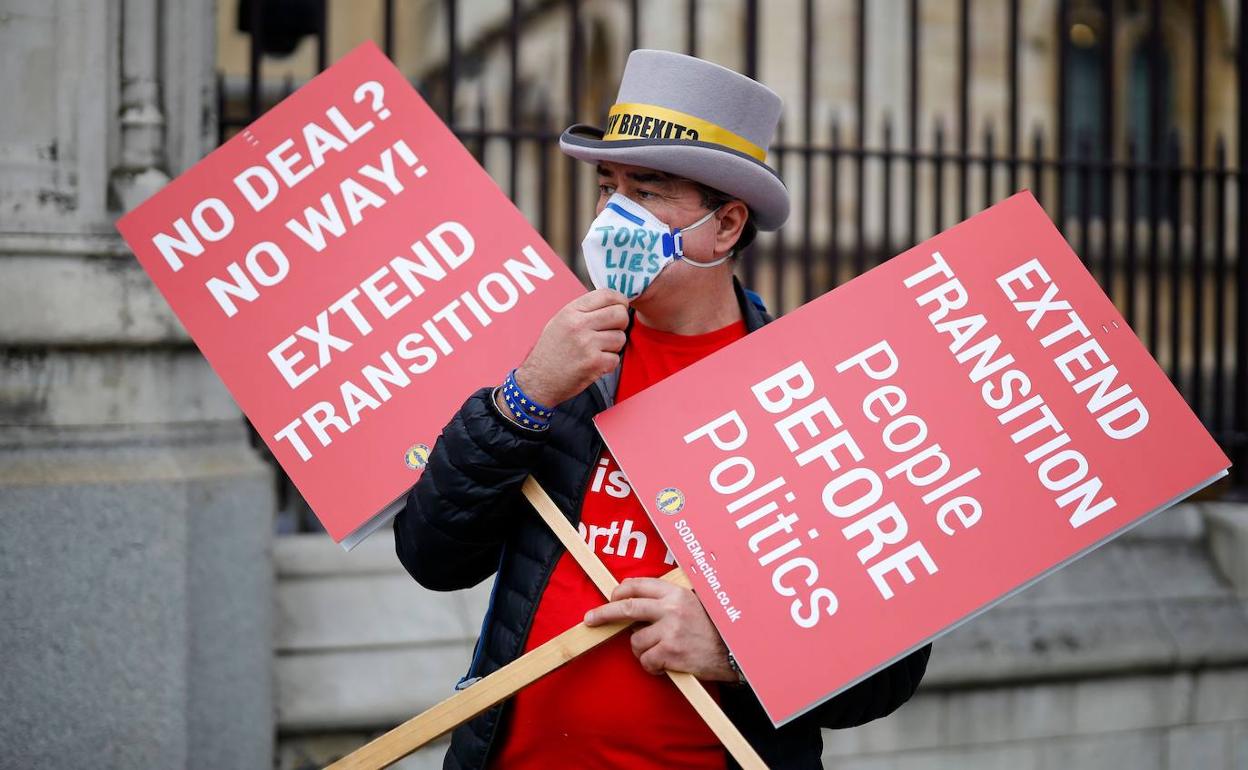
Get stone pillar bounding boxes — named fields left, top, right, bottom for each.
left=0, top=1, right=275, bottom=767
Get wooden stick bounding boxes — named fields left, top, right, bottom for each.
left=326, top=568, right=685, bottom=770
left=329, top=476, right=768, bottom=770
left=520, top=477, right=767, bottom=770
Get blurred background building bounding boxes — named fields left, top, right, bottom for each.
left=1, top=0, right=1247, bottom=768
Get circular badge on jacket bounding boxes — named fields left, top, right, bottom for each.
left=404, top=443, right=431, bottom=470
left=656, top=487, right=686, bottom=515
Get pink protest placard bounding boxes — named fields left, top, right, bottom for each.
left=596, top=192, right=1229, bottom=725
left=118, top=42, right=583, bottom=545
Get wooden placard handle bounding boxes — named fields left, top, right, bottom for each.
left=324, top=581, right=655, bottom=769
left=327, top=476, right=768, bottom=769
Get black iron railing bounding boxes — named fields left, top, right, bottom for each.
left=219, top=0, right=1247, bottom=529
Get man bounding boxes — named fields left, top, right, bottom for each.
left=394, top=49, right=931, bottom=769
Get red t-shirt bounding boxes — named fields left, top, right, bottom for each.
left=488, top=316, right=748, bottom=770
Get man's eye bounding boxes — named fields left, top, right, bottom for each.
left=598, top=183, right=616, bottom=196
left=636, top=189, right=656, bottom=199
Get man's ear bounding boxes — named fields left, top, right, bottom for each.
left=714, top=200, right=749, bottom=257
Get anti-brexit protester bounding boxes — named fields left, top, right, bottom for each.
left=393, top=49, right=932, bottom=770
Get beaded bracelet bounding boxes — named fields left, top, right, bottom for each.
left=500, top=369, right=554, bottom=430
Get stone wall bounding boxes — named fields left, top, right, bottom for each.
left=273, top=531, right=488, bottom=769
left=279, top=503, right=1248, bottom=770
left=0, top=2, right=275, bottom=767
left=824, top=670, right=1248, bottom=769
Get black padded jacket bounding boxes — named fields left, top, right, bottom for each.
left=393, top=279, right=932, bottom=770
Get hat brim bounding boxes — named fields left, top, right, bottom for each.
left=558, top=124, right=790, bottom=231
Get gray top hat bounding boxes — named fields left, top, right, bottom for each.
left=558, top=49, right=790, bottom=231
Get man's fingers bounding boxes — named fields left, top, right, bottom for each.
left=583, top=596, right=664, bottom=626
left=629, top=624, right=663, bottom=658
left=583, top=303, right=630, bottom=331
left=575, top=288, right=629, bottom=312
left=611, top=577, right=677, bottom=602
left=596, top=329, right=627, bottom=353
left=638, top=644, right=671, bottom=676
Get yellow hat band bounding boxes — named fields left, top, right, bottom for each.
left=603, top=102, right=767, bottom=163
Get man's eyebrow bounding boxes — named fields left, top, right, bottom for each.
left=625, top=170, right=674, bottom=186
left=596, top=164, right=613, bottom=177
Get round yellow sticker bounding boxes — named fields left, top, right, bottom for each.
left=656, top=487, right=686, bottom=515
left=404, top=443, right=431, bottom=470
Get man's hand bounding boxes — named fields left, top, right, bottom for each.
left=583, top=577, right=737, bottom=682
left=511, top=289, right=629, bottom=408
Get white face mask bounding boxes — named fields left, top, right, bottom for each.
left=580, top=192, right=729, bottom=300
